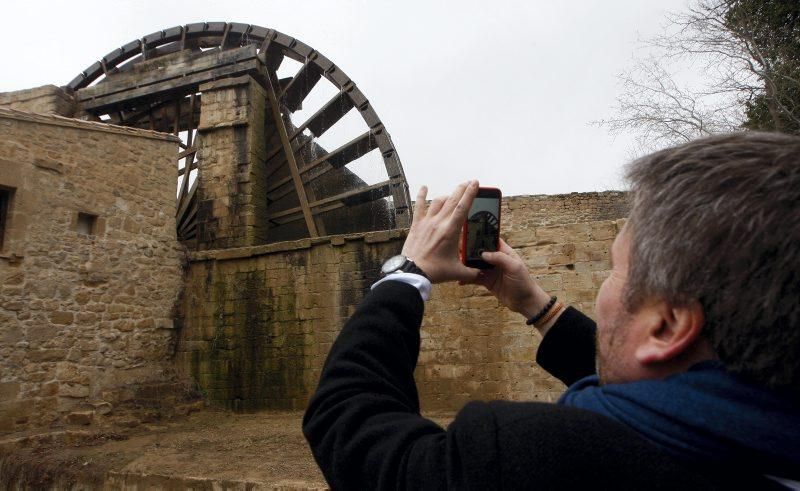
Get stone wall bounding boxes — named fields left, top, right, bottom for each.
left=176, top=192, right=627, bottom=412
left=176, top=232, right=402, bottom=411
left=0, top=109, right=184, bottom=433
left=503, top=192, right=628, bottom=228
left=0, top=85, right=76, bottom=118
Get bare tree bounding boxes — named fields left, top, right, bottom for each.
left=598, top=0, right=800, bottom=153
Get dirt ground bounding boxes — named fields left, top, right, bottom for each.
left=0, top=409, right=456, bottom=489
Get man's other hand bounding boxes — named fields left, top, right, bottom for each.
left=401, top=181, right=482, bottom=284
left=465, top=239, right=552, bottom=320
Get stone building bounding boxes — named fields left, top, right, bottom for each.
left=0, top=23, right=630, bottom=434
left=0, top=105, right=184, bottom=432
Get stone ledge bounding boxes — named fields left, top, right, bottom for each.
left=0, top=85, right=73, bottom=105
left=188, top=228, right=409, bottom=262
left=0, top=108, right=180, bottom=143
left=504, top=190, right=627, bottom=201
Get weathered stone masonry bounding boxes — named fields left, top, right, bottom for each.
left=176, top=193, right=627, bottom=412
left=0, top=109, right=184, bottom=432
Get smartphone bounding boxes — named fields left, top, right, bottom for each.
left=461, top=187, right=502, bottom=269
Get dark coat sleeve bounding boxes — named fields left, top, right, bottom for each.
left=535, top=306, right=598, bottom=386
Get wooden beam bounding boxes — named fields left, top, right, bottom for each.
left=176, top=177, right=198, bottom=221
left=281, top=58, right=323, bottom=113
left=178, top=202, right=199, bottom=234
left=260, top=88, right=355, bottom=181
left=269, top=202, right=345, bottom=226
left=300, top=130, right=377, bottom=174
left=79, top=46, right=254, bottom=100
left=293, top=89, right=354, bottom=138
left=176, top=96, right=195, bottom=213
left=267, top=178, right=402, bottom=223
left=177, top=159, right=197, bottom=177
left=124, top=96, right=200, bottom=132
left=185, top=94, right=196, bottom=147
left=266, top=129, right=376, bottom=194
left=312, top=177, right=401, bottom=208
left=265, top=70, right=318, bottom=237
left=79, top=58, right=262, bottom=113
left=220, top=23, right=232, bottom=48
left=172, top=99, right=180, bottom=135
left=77, top=45, right=260, bottom=108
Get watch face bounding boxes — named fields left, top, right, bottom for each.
left=381, top=255, right=406, bottom=274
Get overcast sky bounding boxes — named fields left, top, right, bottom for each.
left=1, top=0, right=690, bottom=198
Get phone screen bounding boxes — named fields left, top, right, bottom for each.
left=463, top=190, right=501, bottom=269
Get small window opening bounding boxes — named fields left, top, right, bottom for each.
left=77, top=212, right=97, bottom=236
left=0, top=188, right=11, bottom=250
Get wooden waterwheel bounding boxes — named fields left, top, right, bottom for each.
left=68, top=22, right=412, bottom=246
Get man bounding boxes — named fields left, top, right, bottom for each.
left=303, top=132, right=800, bottom=489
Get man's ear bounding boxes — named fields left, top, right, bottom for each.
left=635, top=300, right=705, bottom=364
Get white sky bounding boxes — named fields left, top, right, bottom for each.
left=0, top=0, right=689, bottom=198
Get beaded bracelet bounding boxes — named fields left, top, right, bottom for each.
left=526, top=296, right=557, bottom=326
left=535, top=301, right=564, bottom=328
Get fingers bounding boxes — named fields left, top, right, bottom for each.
left=417, top=180, right=479, bottom=220
left=452, top=180, right=479, bottom=222
left=441, top=181, right=470, bottom=217
left=498, top=239, right=522, bottom=262
left=498, top=238, right=521, bottom=259
left=428, top=196, right=446, bottom=216
left=412, top=186, right=428, bottom=225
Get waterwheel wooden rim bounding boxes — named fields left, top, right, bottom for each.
left=68, top=22, right=412, bottom=244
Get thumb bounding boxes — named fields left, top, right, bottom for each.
left=481, top=250, right=518, bottom=271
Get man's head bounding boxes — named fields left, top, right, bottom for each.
left=595, top=132, right=800, bottom=394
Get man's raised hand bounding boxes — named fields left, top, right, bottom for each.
left=401, top=181, right=482, bottom=284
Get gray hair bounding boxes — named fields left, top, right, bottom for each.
left=624, top=131, right=800, bottom=394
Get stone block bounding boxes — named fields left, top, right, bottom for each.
left=50, top=311, right=74, bottom=325
left=0, top=400, right=29, bottom=432
left=59, top=383, right=90, bottom=398
left=66, top=410, right=94, bottom=425
left=27, top=349, right=67, bottom=362
left=0, top=381, right=20, bottom=402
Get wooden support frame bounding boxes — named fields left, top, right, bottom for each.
left=265, top=69, right=319, bottom=238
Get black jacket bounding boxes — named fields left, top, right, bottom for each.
left=303, top=281, right=779, bottom=489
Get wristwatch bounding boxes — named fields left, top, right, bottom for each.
left=381, top=255, right=429, bottom=279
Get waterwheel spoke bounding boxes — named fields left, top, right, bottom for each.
left=176, top=94, right=196, bottom=212
left=303, top=130, right=377, bottom=172
left=267, top=178, right=402, bottom=225
left=293, top=88, right=355, bottom=139
left=265, top=69, right=319, bottom=237
left=176, top=177, right=198, bottom=224
left=265, top=129, right=376, bottom=196
left=281, top=58, right=324, bottom=113
left=262, top=87, right=356, bottom=178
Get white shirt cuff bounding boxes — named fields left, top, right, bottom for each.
left=371, top=272, right=432, bottom=301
